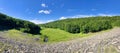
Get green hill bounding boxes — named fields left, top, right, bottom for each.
left=40, top=28, right=88, bottom=43
left=1, top=13, right=120, bottom=43
left=40, top=16, right=120, bottom=34
left=0, top=13, right=41, bottom=34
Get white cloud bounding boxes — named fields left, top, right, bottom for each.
left=29, top=13, right=119, bottom=24
left=70, top=15, right=94, bottom=18
left=41, top=3, right=47, bottom=7
left=59, top=17, right=66, bottom=20
left=29, top=20, right=45, bottom=24
left=29, top=19, right=54, bottom=24
left=38, top=10, right=51, bottom=14
left=59, top=13, right=119, bottom=20
left=59, top=15, right=94, bottom=19
left=47, top=20, right=54, bottom=22
left=98, top=13, right=114, bottom=16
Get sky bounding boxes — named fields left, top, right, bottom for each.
left=0, top=0, right=120, bottom=24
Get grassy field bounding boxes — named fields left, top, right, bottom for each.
left=0, top=28, right=89, bottom=43
left=0, top=27, right=119, bottom=53
left=0, top=29, right=40, bottom=44
left=41, top=28, right=95, bottom=43
left=0, top=27, right=113, bottom=43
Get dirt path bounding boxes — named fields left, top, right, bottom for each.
left=0, top=28, right=120, bottom=53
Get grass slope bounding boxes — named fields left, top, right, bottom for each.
left=1, top=28, right=88, bottom=44
left=0, top=29, right=40, bottom=44
left=0, top=27, right=113, bottom=44
left=41, top=28, right=90, bottom=43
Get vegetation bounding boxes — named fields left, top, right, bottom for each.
left=1, top=13, right=120, bottom=43
left=41, top=28, right=91, bottom=43
left=0, top=30, right=41, bottom=53
left=0, top=29, right=41, bottom=44
left=0, top=13, right=41, bottom=34
left=0, top=27, right=120, bottom=53
left=40, top=16, right=120, bottom=33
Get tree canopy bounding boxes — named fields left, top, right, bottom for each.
left=0, top=13, right=41, bottom=34
left=40, top=16, right=120, bottom=33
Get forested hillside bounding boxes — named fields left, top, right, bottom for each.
left=0, top=13, right=41, bottom=34
left=41, top=16, right=120, bottom=33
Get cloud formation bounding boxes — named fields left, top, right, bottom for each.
left=29, top=20, right=44, bottom=24
left=38, top=10, right=51, bottom=14
left=30, top=13, right=119, bottom=24
left=29, top=19, right=54, bottom=24
left=59, top=13, right=119, bottom=20
left=59, top=17, right=66, bottom=20
left=41, top=3, right=47, bottom=7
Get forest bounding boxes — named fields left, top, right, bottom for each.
left=40, top=16, right=120, bottom=33
left=1, top=12, right=120, bottom=34
left=0, top=13, right=41, bottom=34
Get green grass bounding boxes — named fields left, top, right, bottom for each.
left=0, top=28, right=90, bottom=44
left=0, top=27, right=114, bottom=43
left=6, top=29, right=39, bottom=39
left=40, top=28, right=89, bottom=43
left=40, top=27, right=115, bottom=43
left=2, top=29, right=41, bottom=44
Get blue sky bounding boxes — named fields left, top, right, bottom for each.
left=0, top=0, right=120, bottom=24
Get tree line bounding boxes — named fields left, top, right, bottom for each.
left=40, top=16, right=120, bottom=33
left=0, top=13, right=41, bottom=34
